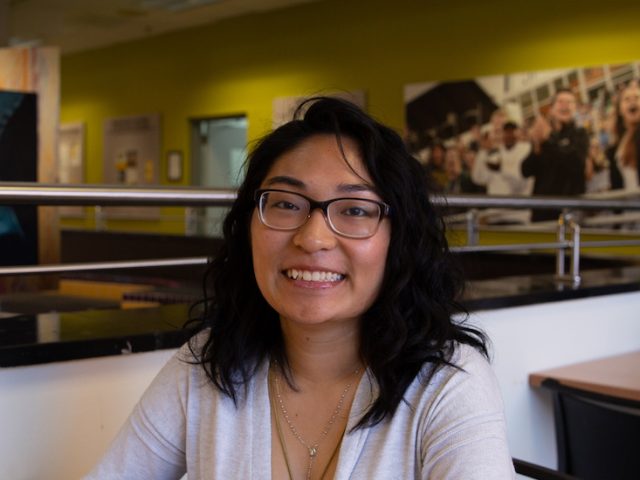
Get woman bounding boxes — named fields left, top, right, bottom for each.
left=85, top=98, right=514, bottom=479
left=608, top=80, right=640, bottom=191
left=423, top=141, right=448, bottom=191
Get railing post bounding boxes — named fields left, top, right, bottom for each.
left=185, top=207, right=199, bottom=236
left=466, top=208, right=479, bottom=246
left=94, top=206, right=106, bottom=231
left=569, top=216, right=581, bottom=285
left=556, top=211, right=581, bottom=285
left=556, top=212, right=566, bottom=277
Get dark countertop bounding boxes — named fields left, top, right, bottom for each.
left=2, top=266, right=640, bottom=368
left=0, top=304, right=194, bottom=367
left=464, top=266, right=640, bottom=311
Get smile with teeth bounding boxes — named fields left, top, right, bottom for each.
left=286, top=269, right=345, bottom=282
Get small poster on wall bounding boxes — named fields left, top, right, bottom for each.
left=405, top=61, right=640, bottom=225
left=273, top=90, right=367, bottom=128
left=58, top=122, right=85, bottom=218
left=103, top=113, right=161, bottom=219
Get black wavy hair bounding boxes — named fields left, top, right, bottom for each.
left=190, top=96, right=487, bottom=428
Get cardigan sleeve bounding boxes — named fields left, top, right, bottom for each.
left=419, top=346, right=515, bottom=479
left=83, top=348, right=192, bottom=480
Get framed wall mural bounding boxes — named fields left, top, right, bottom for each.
left=405, top=61, right=640, bottom=225
left=103, top=113, right=161, bottom=219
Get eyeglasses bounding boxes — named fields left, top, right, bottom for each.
left=254, top=189, right=390, bottom=239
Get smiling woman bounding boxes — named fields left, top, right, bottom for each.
left=84, top=97, right=515, bottom=479
left=608, top=80, right=640, bottom=191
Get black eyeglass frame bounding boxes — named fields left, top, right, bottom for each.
left=254, top=188, right=391, bottom=239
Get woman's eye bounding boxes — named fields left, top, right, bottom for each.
left=343, top=206, right=372, bottom=217
left=272, top=201, right=299, bottom=211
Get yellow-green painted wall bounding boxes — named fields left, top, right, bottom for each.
left=60, top=0, right=640, bottom=232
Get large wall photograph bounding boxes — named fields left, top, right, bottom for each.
left=405, top=62, right=640, bottom=224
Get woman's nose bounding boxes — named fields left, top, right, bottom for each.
left=292, top=209, right=338, bottom=252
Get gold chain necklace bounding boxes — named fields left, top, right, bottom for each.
left=270, top=364, right=359, bottom=480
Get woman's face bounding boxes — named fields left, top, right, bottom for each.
left=445, top=149, right=461, bottom=179
left=250, top=134, right=391, bottom=329
left=431, top=145, right=445, bottom=166
left=620, top=83, right=640, bottom=125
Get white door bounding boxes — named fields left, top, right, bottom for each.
left=190, top=116, right=247, bottom=236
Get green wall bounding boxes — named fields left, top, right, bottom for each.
left=60, top=0, right=640, bottom=231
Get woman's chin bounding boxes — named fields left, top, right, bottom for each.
left=279, top=312, right=359, bottom=330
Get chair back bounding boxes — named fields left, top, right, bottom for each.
left=545, top=380, right=640, bottom=480
left=513, top=458, right=577, bottom=479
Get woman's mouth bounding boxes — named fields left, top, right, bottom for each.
left=285, top=269, right=345, bottom=282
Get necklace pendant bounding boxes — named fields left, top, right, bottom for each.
left=309, top=446, right=318, bottom=457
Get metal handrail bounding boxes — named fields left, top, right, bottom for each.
left=3, top=183, right=640, bottom=282
left=451, top=242, right=570, bottom=253
left=2, top=182, right=640, bottom=210
left=4, top=239, right=638, bottom=278
left=0, top=182, right=236, bottom=206
left=441, top=193, right=640, bottom=211
left=0, top=257, right=209, bottom=276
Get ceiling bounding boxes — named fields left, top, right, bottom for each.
left=5, top=0, right=320, bottom=54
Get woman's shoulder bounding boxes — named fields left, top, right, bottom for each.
left=168, top=329, right=269, bottom=400
left=180, top=328, right=210, bottom=356
left=144, top=333, right=209, bottom=393
left=448, top=342, right=495, bottom=381
left=172, top=328, right=211, bottom=368
left=449, top=342, right=491, bottom=371
left=413, top=342, right=500, bottom=403
left=416, top=341, right=489, bottom=373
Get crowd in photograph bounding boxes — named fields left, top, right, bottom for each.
left=406, top=79, right=640, bottom=223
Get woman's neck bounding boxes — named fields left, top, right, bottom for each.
left=279, top=318, right=363, bottom=386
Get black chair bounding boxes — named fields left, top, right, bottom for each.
left=542, top=379, right=640, bottom=480
left=513, top=458, right=577, bottom=479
